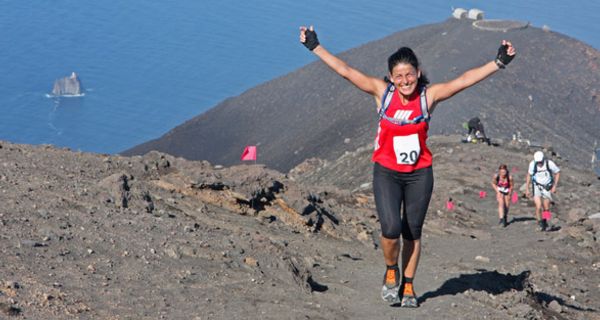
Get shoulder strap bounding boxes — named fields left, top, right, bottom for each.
left=379, top=83, right=395, bottom=114
left=496, top=173, right=510, bottom=185
left=420, top=87, right=430, bottom=122
left=378, top=85, right=430, bottom=126
left=546, top=159, right=554, bottom=183
left=532, top=161, right=539, bottom=184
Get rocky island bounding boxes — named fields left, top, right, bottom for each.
left=51, top=72, right=83, bottom=97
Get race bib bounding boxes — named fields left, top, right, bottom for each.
left=393, top=134, right=421, bottom=165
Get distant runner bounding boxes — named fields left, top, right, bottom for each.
left=466, top=117, right=491, bottom=145
left=526, top=151, right=560, bottom=231
left=299, top=25, right=516, bottom=307
left=492, top=164, right=514, bottom=227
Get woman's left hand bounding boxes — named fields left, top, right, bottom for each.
left=495, top=40, right=516, bottom=68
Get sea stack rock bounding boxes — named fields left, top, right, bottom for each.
left=52, top=72, right=83, bottom=96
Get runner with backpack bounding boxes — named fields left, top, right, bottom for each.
left=299, top=25, right=516, bottom=307
left=492, top=164, right=514, bottom=227
left=466, top=117, right=491, bottom=145
left=525, top=151, right=560, bottom=231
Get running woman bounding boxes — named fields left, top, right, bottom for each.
left=492, top=164, right=514, bottom=227
left=299, top=25, right=516, bottom=307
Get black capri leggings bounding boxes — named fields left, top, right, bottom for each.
left=373, top=163, right=434, bottom=240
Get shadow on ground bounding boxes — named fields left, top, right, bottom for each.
left=419, top=269, right=530, bottom=304
left=420, top=269, right=596, bottom=313
left=509, top=216, right=536, bottom=224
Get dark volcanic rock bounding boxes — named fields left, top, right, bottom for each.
left=123, top=18, right=600, bottom=172
left=52, top=72, right=83, bottom=96
left=1, top=136, right=599, bottom=319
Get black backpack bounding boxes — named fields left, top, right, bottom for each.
left=495, top=171, right=511, bottom=186
left=532, top=159, right=554, bottom=190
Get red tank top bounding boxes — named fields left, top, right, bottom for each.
left=497, top=176, right=510, bottom=188
left=372, top=88, right=432, bottom=172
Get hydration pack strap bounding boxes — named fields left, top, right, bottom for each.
left=378, top=83, right=430, bottom=126
left=532, top=159, right=553, bottom=187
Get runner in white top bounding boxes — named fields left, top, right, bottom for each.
left=525, top=151, right=560, bottom=231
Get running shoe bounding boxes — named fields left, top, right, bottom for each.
left=502, top=215, right=508, bottom=228
left=538, top=220, right=547, bottom=231
left=541, top=219, right=548, bottom=231
left=400, top=282, right=419, bottom=308
left=381, top=267, right=400, bottom=303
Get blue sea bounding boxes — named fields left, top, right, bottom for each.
left=1, top=1, right=599, bottom=154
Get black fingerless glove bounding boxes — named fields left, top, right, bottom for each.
left=303, top=29, right=320, bottom=51
left=495, top=44, right=514, bottom=69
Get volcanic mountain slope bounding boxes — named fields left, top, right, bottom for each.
left=1, top=137, right=599, bottom=319
left=123, top=17, right=600, bottom=172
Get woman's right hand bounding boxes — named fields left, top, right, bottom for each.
left=297, top=26, right=384, bottom=98
left=299, top=25, right=320, bottom=51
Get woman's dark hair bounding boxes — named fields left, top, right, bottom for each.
left=387, top=47, right=430, bottom=88
left=497, top=164, right=510, bottom=184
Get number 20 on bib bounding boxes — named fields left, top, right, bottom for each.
left=393, top=134, right=421, bottom=165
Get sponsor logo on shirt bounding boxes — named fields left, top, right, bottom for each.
left=393, top=110, right=413, bottom=121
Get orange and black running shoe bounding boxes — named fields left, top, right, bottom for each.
left=381, top=266, right=400, bottom=303
left=400, top=282, right=419, bottom=308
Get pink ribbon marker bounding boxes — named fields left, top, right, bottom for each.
left=479, top=191, right=487, bottom=199
left=542, top=211, right=552, bottom=220
left=511, top=191, right=519, bottom=204
left=446, top=200, right=454, bottom=211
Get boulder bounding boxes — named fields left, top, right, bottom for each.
left=567, top=208, right=587, bottom=223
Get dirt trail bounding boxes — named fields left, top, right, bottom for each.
left=293, top=200, right=590, bottom=320
left=287, top=135, right=599, bottom=320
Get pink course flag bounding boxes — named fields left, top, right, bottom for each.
left=241, top=146, right=257, bottom=161
left=479, top=191, right=487, bottom=199
left=446, top=200, right=454, bottom=211
left=542, top=211, right=552, bottom=220
left=511, top=191, right=519, bottom=204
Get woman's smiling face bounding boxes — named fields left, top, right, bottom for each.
left=389, top=63, right=420, bottom=96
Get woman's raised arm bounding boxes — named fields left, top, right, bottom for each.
left=427, top=40, right=516, bottom=111
left=300, top=26, right=386, bottom=99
